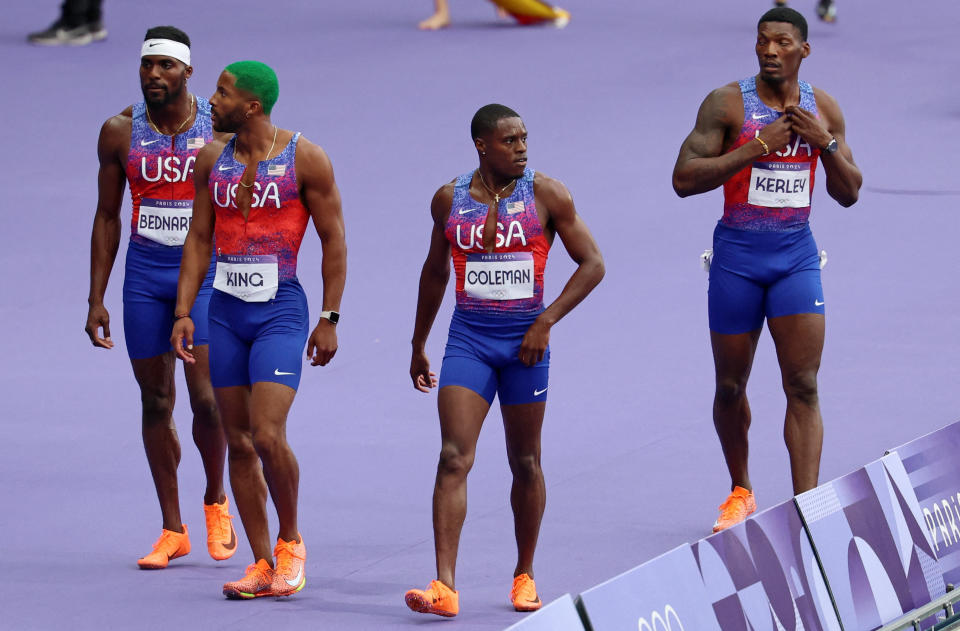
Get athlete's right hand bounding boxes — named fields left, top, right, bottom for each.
left=171, top=317, right=196, bottom=364
left=757, top=114, right=794, bottom=154
left=410, top=351, right=437, bottom=393
left=85, top=303, right=114, bottom=349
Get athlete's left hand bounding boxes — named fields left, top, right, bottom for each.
left=518, top=319, right=551, bottom=367
left=785, top=106, right=832, bottom=151
left=307, top=321, right=338, bottom=366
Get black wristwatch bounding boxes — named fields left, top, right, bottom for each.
left=319, top=310, right=339, bottom=325
left=822, top=138, right=839, bottom=154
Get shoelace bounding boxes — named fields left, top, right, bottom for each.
left=511, top=575, right=536, bottom=601
left=427, top=580, right=451, bottom=603
left=207, top=504, right=233, bottom=540
left=274, top=541, right=305, bottom=574
left=717, top=494, right=746, bottom=514
left=247, top=563, right=272, bottom=583
left=152, top=529, right=181, bottom=551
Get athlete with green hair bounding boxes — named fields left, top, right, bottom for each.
left=173, top=61, right=347, bottom=598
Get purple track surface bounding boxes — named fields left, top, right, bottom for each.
left=3, top=1, right=959, bottom=629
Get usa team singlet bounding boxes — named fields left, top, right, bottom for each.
left=708, top=76, right=825, bottom=335
left=206, top=132, right=310, bottom=390
left=439, top=168, right=552, bottom=405
left=122, top=97, right=215, bottom=359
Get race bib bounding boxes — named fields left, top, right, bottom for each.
left=213, top=254, right=279, bottom=302
left=747, top=162, right=811, bottom=208
left=137, top=198, right=192, bottom=246
left=464, top=252, right=534, bottom=301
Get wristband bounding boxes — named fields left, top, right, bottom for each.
left=174, top=313, right=192, bottom=321
left=755, top=136, right=770, bottom=156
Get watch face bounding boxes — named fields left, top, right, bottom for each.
left=825, top=139, right=839, bottom=154
left=326, top=311, right=339, bottom=324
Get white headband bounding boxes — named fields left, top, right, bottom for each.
left=141, top=39, right=191, bottom=65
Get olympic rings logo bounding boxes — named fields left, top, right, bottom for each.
left=638, top=605, right=684, bottom=631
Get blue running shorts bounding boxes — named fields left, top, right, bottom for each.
left=439, top=308, right=549, bottom=406
left=122, top=240, right=214, bottom=360
left=708, top=222, right=825, bottom=335
left=208, top=280, right=309, bottom=390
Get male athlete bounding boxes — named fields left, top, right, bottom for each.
left=85, top=26, right=236, bottom=569
left=672, top=8, right=861, bottom=532
left=405, top=104, right=604, bottom=616
left=171, top=61, right=346, bottom=599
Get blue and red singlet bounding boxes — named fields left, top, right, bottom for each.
left=127, top=97, right=213, bottom=248
left=122, top=97, right=214, bottom=359
left=722, top=76, right=820, bottom=232
left=707, top=77, right=826, bottom=335
left=446, top=168, right=550, bottom=315
left=205, top=132, right=311, bottom=390
left=438, top=168, right=552, bottom=405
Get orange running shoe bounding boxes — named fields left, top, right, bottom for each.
left=137, top=525, right=191, bottom=569
left=203, top=498, right=238, bottom=561
left=223, top=559, right=276, bottom=599
left=271, top=534, right=306, bottom=596
left=405, top=579, right=459, bottom=617
left=511, top=573, right=542, bottom=612
left=712, top=486, right=757, bottom=532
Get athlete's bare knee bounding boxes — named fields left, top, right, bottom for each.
left=507, top=452, right=542, bottom=482
left=715, top=378, right=747, bottom=406
left=190, top=394, right=220, bottom=427
left=437, top=445, right=474, bottom=480
left=224, top=428, right=255, bottom=456
left=251, top=425, right=287, bottom=462
left=783, top=371, right=819, bottom=407
left=140, top=386, right=174, bottom=425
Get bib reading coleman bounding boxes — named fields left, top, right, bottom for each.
left=447, top=169, right=549, bottom=314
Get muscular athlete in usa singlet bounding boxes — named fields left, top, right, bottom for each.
left=205, top=132, right=311, bottom=390
left=122, top=97, right=215, bottom=359
left=439, top=168, right=552, bottom=405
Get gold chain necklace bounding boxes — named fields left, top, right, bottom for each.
left=237, top=125, right=279, bottom=189
left=145, top=94, right=195, bottom=136
left=477, top=169, right=517, bottom=205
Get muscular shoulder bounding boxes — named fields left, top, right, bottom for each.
left=195, top=137, right=226, bottom=172
left=98, top=110, right=132, bottom=160
left=294, top=134, right=334, bottom=178
left=532, top=172, right=571, bottom=207
left=101, top=109, right=131, bottom=139
left=430, top=180, right=456, bottom=225
left=700, top=82, right=743, bottom=126
left=812, top=86, right=843, bottom=126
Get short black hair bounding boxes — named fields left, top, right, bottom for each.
left=144, top=25, right=191, bottom=48
left=758, top=7, right=807, bottom=41
left=471, top=104, right=521, bottom=141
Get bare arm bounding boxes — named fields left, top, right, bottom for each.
left=298, top=138, right=347, bottom=367
left=788, top=89, right=861, bottom=207
left=85, top=114, right=129, bottom=349
left=410, top=184, right=453, bottom=391
left=672, top=85, right=793, bottom=197
left=517, top=174, right=605, bottom=366
left=171, top=142, right=219, bottom=362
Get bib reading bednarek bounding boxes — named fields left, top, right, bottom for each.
left=747, top=162, right=811, bottom=208
left=213, top=254, right=279, bottom=302
left=137, top=198, right=193, bottom=246
left=464, top=252, right=534, bottom=301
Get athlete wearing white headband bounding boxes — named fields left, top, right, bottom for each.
left=141, top=38, right=191, bottom=65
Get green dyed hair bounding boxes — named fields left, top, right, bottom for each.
left=225, top=60, right=279, bottom=115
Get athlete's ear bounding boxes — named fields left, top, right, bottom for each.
left=184, top=64, right=194, bottom=79
left=801, top=42, right=810, bottom=58
left=474, top=136, right=486, bottom=156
